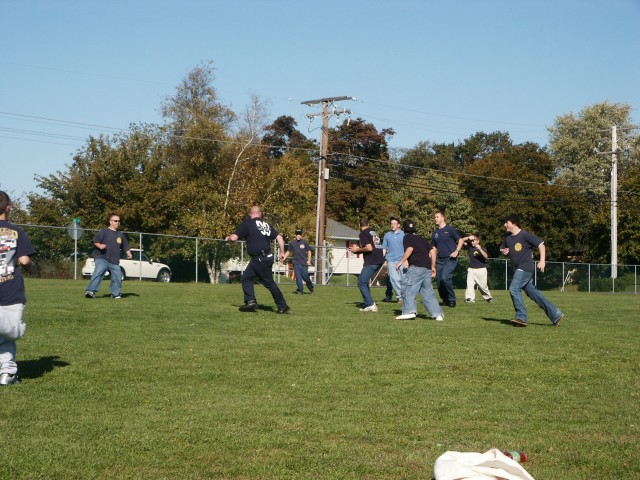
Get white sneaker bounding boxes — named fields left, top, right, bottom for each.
left=0, top=373, right=20, bottom=386
left=395, top=313, right=416, bottom=320
left=435, top=315, right=444, bottom=322
left=360, top=304, right=378, bottom=312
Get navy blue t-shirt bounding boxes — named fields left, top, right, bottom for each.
left=359, top=227, right=384, bottom=266
left=468, top=246, right=488, bottom=269
left=236, top=217, right=279, bottom=256
left=500, top=229, right=543, bottom=273
left=92, top=228, right=131, bottom=264
left=432, top=224, right=461, bottom=258
left=288, top=238, right=311, bottom=265
left=0, top=220, right=36, bottom=305
left=403, top=233, right=432, bottom=269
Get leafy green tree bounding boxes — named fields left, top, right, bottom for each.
left=262, top=115, right=317, bottom=159
left=618, top=165, right=640, bottom=264
left=32, top=125, right=171, bottom=232
left=398, top=141, right=458, bottom=172
left=325, top=118, right=396, bottom=225
left=460, top=143, right=582, bottom=259
left=455, top=131, right=514, bottom=168
left=547, top=101, right=640, bottom=264
left=548, top=101, right=639, bottom=195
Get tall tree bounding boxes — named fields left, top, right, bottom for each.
left=548, top=101, right=639, bottom=195
left=262, top=115, right=317, bottom=159
left=325, top=118, right=396, bottom=225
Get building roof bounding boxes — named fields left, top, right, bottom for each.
left=326, top=218, right=360, bottom=241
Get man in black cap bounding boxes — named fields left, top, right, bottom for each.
left=283, top=228, right=314, bottom=295
left=225, top=205, right=289, bottom=314
left=500, top=214, right=564, bottom=327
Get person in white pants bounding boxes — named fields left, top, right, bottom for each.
left=0, top=190, right=36, bottom=386
left=461, top=234, right=493, bottom=304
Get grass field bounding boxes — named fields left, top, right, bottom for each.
left=2, top=279, right=639, bottom=479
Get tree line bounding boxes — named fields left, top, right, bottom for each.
left=7, top=62, right=640, bottom=282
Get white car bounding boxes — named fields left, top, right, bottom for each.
left=82, top=248, right=172, bottom=282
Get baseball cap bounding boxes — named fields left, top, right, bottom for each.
left=402, top=219, right=416, bottom=233
left=295, top=228, right=303, bottom=235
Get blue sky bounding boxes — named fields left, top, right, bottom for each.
left=1, top=0, right=638, bottom=201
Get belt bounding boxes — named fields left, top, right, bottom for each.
left=250, top=250, right=271, bottom=257
left=0, top=274, right=15, bottom=283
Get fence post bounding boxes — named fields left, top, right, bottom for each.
left=195, top=238, right=199, bottom=284
left=138, top=232, right=143, bottom=281
left=505, top=259, right=508, bottom=290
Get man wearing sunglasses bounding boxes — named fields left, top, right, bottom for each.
left=84, top=214, right=133, bottom=299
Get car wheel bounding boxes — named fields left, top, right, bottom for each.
left=157, top=269, right=171, bottom=283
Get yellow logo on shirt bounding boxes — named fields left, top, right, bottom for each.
left=117, top=238, right=122, bottom=244
left=514, top=242, right=522, bottom=252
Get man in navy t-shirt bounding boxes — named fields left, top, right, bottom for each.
left=284, top=228, right=314, bottom=295
left=0, top=190, right=36, bottom=386
left=226, top=205, right=289, bottom=314
left=85, top=213, right=133, bottom=299
left=500, top=214, right=564, bottom=327
left=349, top=217, right=384, bottom=312
left=395, top=219, right=444, bottom=321
left=432, top=208, right=464, bottom=307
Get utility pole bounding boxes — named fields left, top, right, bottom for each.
left=596, top=125, right=624, bottom=280
left=301, top=96, right=353, bottom=285
left=610, top=125, right=618, bottom=279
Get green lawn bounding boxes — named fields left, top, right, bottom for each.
left=2, top=279, right=639, bottom=479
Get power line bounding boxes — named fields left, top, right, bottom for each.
left=2, top=110, right=638, bottom=197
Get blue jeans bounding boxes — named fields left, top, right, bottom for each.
left=358, top=263, right=382, bottom=307
left=436, top=257, right=458, bottom=305
left=293, top=264, right=314, bottom=293
left=242, top=254, right=286, bottom=309
left=86, top=258, right=123, bottom=297
left=509, top=269, right=563, bottom=324
left=386, top=261, right=405, bottom=301
left=403, top=266, right=443, bottom=318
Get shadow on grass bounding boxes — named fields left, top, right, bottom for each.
left=19, top=355, right=70, bottom=380
left=97, top=292, right=140, bottom=299
left=481, top=316, right=518, bottom=326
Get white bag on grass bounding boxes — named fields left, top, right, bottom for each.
left=434, top=448, right=535, bottom=480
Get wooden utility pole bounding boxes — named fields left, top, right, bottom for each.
left=301, top=96, right=353, bottom=285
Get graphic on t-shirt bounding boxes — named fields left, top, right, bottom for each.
left=256, top=220, right=272, bottom=237
left=370, top=230, right=383, bottom=249
left=514, top=242, right=523, bottom=252
left=0, top=229, right=18, bottom=277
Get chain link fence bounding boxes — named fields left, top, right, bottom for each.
left=18, top=224, right=639, bottom=293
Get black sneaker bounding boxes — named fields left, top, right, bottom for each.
left=309, top=290, right=315, bottom=295
left=277, top=305, right=290, bottom=314
left=239, top=300, right=258, bottom=312
left=381, top=298, right=394, bottom=303
left=295, top=291, right=304, bottom=295
left=85, top=291, right=95, bottom=299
